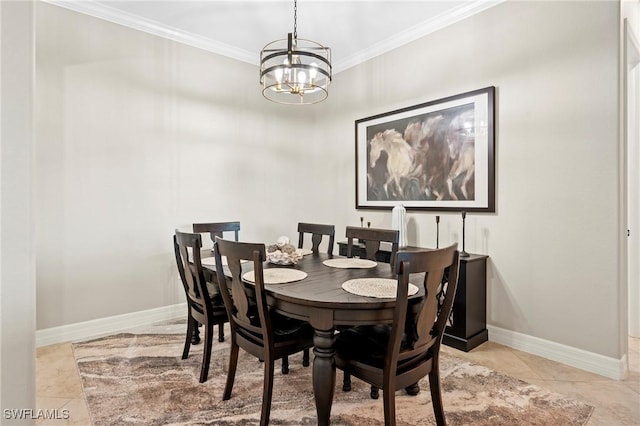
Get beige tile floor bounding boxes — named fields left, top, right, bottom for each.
left=36, top=331, right=640, bottom=425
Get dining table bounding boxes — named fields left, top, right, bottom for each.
left=204, top=250, right=425, bottom=426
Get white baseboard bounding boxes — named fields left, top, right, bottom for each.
left=36, top=309, right=627, bottom=380
left=36, top=303, right=186, bottom=347
left=488, top=325, right=626, bottom=380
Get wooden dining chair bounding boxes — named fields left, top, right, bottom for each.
left=173, top=230, right=229, bottom=383
left=280, top=222, right=336, bottom=374
left=345, top=226, right=399, bottom=270
left=213, top=237, right=315, bottom=426
left=335, top=244, right=460, bottom=426
left=193, top=221, right=240, bottom=246
left=191, top=221, right=240, bottom=344
left=297, top=222, right=335, bottom=255
left=343, top=226, right=401, bottom=393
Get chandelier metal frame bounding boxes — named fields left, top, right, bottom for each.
left=259, top=0, right=332, bottom=105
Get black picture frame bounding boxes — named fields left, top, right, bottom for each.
left=355, top=86, right=495, bottom=212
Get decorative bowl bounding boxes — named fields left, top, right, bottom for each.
left=266, top=236, right=302, bottom=265
left=266, top=250, right=302, bottom=265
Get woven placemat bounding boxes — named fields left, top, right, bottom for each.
left=242, top=268, right=308, bottom=284
left=323, top=258, right=377, bottom=269
left=296, top=248, right=313, bottom=256
left=342, top=278, right=419, bottom=298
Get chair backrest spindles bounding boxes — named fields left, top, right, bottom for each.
left=395, top=245, right=459, bottom=358
left=345, top=226, right=399, bottom=269
left=173, top=231, right=212, bottom=310
left=214, top=237, right=272, bottom=345
left=193, top=221, right=240, bottom=246
left=297, top=222, right=335, bottom=255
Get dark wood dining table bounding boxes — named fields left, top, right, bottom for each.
left=206, top=251, right=424, bottom=426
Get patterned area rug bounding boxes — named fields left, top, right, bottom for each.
left=72, top=332, right=594, bottom=425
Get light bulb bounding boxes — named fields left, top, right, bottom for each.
left=274, top=67, right=283, bottom=82
left=309, top=63, right=318, bottom=80
left=282, top=58, right=291, bottom=81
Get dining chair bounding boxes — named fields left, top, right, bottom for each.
left=191, top=221, right=240, bottom=344
left=345, top=226, right=400, bottom=270
left=280, top=222, right=336, bottom=374
left=173, top=230, right=229, bottom=383
left=213, top=237, right=315, bottom=426
left=193, top=221, right=240, bottom=246
left=343, top=226, right=401, bottom=393
left=297, top=222, right=335, bottom=255
left=335, top=244, right=460, bottom=426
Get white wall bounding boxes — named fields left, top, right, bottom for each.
left=623, top=0, right=640, bottom=340
left=35, top=3, right=341, bottom=329
left=316, top=1, right=622, bottom=359
left=35, top=1, right=625, bottom=362
left=1, top=0, right=36, bottom=419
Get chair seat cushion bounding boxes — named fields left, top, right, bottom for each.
left=205, top=281, right=223, bottom=301
left=335, top=324, right=412, bottom=368
left=271, top=313, right=313, bottom=339
left=185, top=282, right=225, bottom=319
left=244, top=311, right=313, bottom=342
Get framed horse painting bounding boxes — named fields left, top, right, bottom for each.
left=355, top=86, right=495, bottom=212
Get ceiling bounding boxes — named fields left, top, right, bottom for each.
left=45, top=0, right=502, bottom=74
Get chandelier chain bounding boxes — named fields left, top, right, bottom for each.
left=293, top=0, right=297, bottom=40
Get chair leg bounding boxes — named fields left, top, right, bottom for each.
left=281, top=356, right=289, bottom=374
left=223, top=342, right=239, bottom=400
left=182, top=316, right=194, bottom=360
left=429, top=370, right=446, bottom=426
left=218, top=323, right=225, bottom=342
left=199, top=322, right=214, bottom=383
left=383, top=386, right=397, bottom=426
left=405, top=382, right=420, bottom=395
left=192, top=322, right=201, bottom=344
left=370, top=385, right=379, bottom=399
left=302, top=348, right=310, bottom=367
left=342, top=372, right=351, bottom=392
left=260, top=358, right=275, bottom=426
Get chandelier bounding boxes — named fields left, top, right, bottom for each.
left=259, top=0, right=332, bottom=105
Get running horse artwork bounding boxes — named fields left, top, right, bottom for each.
left=368, top=129, right=415, bottom=200
left=356, top=86, right=495, bottom=212
left=366, top=104, right=475, bottom=202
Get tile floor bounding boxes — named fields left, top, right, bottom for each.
left=36, top=326, right=640, bottom=426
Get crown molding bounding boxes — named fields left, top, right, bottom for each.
left=43, top=0, right=257, bottom=65
left=333, top=0, right=504, bottom=73
left=43, top=0, right=503, bottom=74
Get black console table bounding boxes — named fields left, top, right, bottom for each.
left=336, top=241, right=488, bottom=351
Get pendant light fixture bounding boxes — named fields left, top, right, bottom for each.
left=259, top=0, right=332, bottom=105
